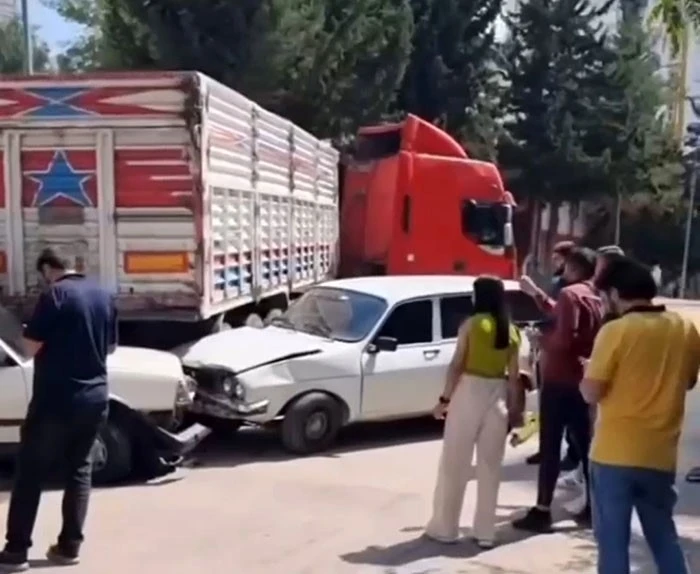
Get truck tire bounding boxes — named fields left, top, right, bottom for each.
left=264, top=308, right=284, bottom=325
left=91, top=420, right=133, bottom=485
left=280, top=393, right=343, bottom=455
left=245, top=313, right=264, bottom=328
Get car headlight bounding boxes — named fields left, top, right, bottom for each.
left=220, top=375, right=246, bottom=400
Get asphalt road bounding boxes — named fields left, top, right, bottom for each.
left=0, top=396, right=694, bottom=574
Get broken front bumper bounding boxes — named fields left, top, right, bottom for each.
left=189, top=389, right=270, bottom=420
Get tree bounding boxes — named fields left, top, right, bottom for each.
left=395, top=0, right=503, bottom=160
left=595, top=20, right=682, bottom=205
left=49, top=0, right=414, bottom=140
left=499, top=0, right=616, bottom=204
left=648, top=0, right=700, bottom=56
left=0, top=17, right=52, bottom=74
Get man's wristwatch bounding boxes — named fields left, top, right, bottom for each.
left=439, top=396, right=450, bottom=405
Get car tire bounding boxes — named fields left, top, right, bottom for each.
left=280, top=393, right=343, bottom=455
left=91, top=420, right=133, bottom=485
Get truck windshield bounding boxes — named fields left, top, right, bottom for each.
left=0, top=305, right=29, bottom=361
left=278, top=287, right=388, bottom=342
left=461, top=200, right=509, bottom=247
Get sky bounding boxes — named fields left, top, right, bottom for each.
left=28, top=0, right=82, bottom=52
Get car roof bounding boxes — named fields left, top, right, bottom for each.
left=319, top=275, right=521, bottom=305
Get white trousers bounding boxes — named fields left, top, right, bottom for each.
left=426, top=374, right=509, bottom=542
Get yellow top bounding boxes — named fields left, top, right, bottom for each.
left=585, top=309, right=700, bottom=472
left=464, top=313, right=520, bottom=378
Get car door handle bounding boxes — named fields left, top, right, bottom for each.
left=423, top=349, right=440, bottom=360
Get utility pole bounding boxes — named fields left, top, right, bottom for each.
left=20, top=0, right=33, bottom=75
left=680, top=121, right=700, bottom=298
left=680, top=149, right=697, bottom=298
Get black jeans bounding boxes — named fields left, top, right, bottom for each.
left=5, top=405, right=107, bottom=554
left=536, top=383, right=591, bottom=508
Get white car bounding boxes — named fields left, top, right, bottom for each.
left=0, top=306, right=210, bottom=484
left=176, top=275, right=544, bottom=454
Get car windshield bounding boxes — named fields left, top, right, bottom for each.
left=273, top=287, right=388, bottom=342
left=0, top=305, right=29, bottom=361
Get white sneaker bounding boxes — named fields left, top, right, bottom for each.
left=557, top=466, right=584, bottom=490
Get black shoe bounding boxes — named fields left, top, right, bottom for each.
left=512, top=507, right=553, bottom=532
left=560, top=455, right=578, bottom=472
left=46, top=544, right=80, bottom=566
left=0, top=550, right=29, bottom=572
left=526, top=452, right=541, bottom=465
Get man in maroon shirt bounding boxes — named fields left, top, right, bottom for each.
left=514, top=247, right=604, bottom=532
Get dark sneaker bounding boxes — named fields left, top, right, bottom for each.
left=512, top=507, right=553, bottom=532
left=0, top=550, right=29, bottom=572
left=46, top=545, right=80, bottom=566
left=525, top=452, right=541, bottom=465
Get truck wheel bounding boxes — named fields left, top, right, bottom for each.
left=245, top=313, right=264, bottom=328
left=91, top=420, right=133, bottom=485
left=264, top=308, right=284, bottom=325
left=280, top=393, right=343, bottom=455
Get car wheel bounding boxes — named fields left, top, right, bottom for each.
left=280, top=393, right=343, bottom=454
left=91, top=420, right=133, bottom=485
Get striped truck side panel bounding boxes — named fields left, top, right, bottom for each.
left=0, top=72, right=339, bottom=320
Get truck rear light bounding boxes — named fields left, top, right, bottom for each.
left=124, top=251, right=189, bottom=274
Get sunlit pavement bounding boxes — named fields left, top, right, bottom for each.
left=0, top=389, right=695, bottom=574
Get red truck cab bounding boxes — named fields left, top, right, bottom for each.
left=340, top=114, right=516, bottom=279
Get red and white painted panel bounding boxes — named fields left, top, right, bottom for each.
left=0, top=73, right=200, bottom=303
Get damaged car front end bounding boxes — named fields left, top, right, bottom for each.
left=183, top=365, right=271, bottom=423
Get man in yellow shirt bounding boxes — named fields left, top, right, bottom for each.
left=581, top=257, right=700, bottom=574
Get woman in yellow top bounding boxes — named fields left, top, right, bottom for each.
left=425, top=276, right=523, bottom=549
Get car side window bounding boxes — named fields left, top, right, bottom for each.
left=439, top=296, right=473, bottom=339
left=377, top=300, right=433, bottom=345
left=506, top=290, right=545, bottom=325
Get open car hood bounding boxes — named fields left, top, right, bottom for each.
left=172, top=326, right=333, bottom=373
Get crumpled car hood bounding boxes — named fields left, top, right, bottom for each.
left=172, top=326, right=334, bottom=373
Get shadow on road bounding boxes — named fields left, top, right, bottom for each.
left=340, top=507, right=585, bottom=569
left=191, top=416, right=445, bottom=468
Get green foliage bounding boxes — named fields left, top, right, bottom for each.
left=47, top=0, right=414, bottom=139
left=498, top=0, right=617, bottom=202
left=596, top=21, right=683, bottom=201
left=647, top=0, right=700, bottom=56
left=395, top=0, right=504, bottom=159
left=0, top=17, right=52, bottom=74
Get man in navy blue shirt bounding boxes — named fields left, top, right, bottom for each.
left=0, top=248, right=116, bottom=571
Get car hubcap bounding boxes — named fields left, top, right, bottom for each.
left=305, top=411, right=328, bottom=440
left=91, top=436, right=108, bottom=472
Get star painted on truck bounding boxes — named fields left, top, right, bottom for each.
left=26, top=150, right=95, bottom=207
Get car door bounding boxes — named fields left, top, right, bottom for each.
left=360, top=298, right=445, bottom=418
left=0, top=340, right=30, bottom=444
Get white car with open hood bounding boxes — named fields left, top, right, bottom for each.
left=176, top=276, right=544, bottom=454
left=0, top=306, right=210, bottom=484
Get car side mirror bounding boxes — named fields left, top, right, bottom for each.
left=368, top=336, right=398, bottom=354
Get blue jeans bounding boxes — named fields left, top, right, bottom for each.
left=590, top=462, right=688, bottom=574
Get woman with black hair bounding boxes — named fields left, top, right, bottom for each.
left=425, top=276, right=523, bottom=549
